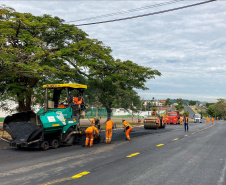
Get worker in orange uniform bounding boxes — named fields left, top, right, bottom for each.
left=58, top=103, right=66, bottom=108
left=180, top=117, right=183, bottom=125
left=90, top=117, right=100, bottom=129
left=206, top=117, right=210, bottom=124
left=85, top=126, right=99, bottom=147
left=122, top=120, right=132, bottom=141
left=183, top=115, right=189, bottom=132
left=152, top=110, right=157, bottom=116
left=73, top=93, right=83, bottom=109
left=211, top=117, right=214, bottom=124
left=105, top=118, right=114, bottom=144
left=156, top=117, right=160, bottom=125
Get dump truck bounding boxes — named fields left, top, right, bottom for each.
left=1, top=83, right=96, bottom=150
left=143, top=111, right=166, bottom=129
left=165, top=111, right=180, bottom=124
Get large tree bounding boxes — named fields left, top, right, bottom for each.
left=0, top=6, right=161, bottom=115
left=0, top=6, right=112, bottom=112
left=175, top=98, right=184, bottom=112
left=88, top=59, right=161, bottom=118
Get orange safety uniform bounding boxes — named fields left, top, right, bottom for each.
left=211, top=118, right=214, bottom=124
left=85, top=126, right=99, bottom=147
left=90, top=117, right=96, bottom=126
left=180, top=117, right=183, bottom=125
left=73, top=97, right=83, bottom=105
left=123, top=121, right=132, bottom=140
left=105, top=120, right=114, bottom=143
left=207, top=117, right=209, bottom=124
left=156, top=118, right=160, bottom=124
left=58, top=104, right=66, bottom=108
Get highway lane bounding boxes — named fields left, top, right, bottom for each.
left=184, top=106, right=196, bottom=118
left=0, top=120, right=225, bottom=185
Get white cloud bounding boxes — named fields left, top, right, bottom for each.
left=1, top=0, right=226, bottom=101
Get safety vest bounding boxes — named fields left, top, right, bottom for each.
left=123, top=121, right=132, bottom=128
left=106, top=120, right=114, bottom=129
left=73, top=97, right=83, bottom=104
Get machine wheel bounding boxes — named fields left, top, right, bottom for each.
left=50, top=139, right=59, bottom=149
left=41, top=141, right=49, bottom=150
left=17, top=145, right=22, bottom=150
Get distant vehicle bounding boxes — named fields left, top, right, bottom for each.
left=194, top=114, right=202, bottom=123
left=166, top=111, right=180, bottom=124
left=144, top=111, right=166, bottom=129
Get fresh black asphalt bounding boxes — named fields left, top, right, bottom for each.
left=0, top=119, right=226, bottom=185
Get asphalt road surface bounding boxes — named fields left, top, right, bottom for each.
left=184, top=106, right=196, bottom=118
left=1, top=120, right=226, bottom=185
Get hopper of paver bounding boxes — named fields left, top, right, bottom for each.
left=2, top=111, right=44, bottom=148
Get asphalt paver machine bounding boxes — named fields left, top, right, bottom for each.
left=2, top=83, right=88, bottom=150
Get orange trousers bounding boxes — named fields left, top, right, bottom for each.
left=85, top=133, right=94, bottom=146
left=207, top=120, right=209, bottom=124
left=126, top=127, right=132, bottom=140
left=105, top=128, right=112, bottom=143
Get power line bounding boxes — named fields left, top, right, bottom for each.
left=66, top=0, right=184, bottom=23
left=73, top=0, right=216, bottom=27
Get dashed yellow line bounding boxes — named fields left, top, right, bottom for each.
left=172, top=138, right=179, bottom=141
left=184, top=135, right=188, bottom=137
left=39, top=171, right=90, bottom=185
left=127, top=152, right=140, bottom=157
left=156, top=144, right=164, bottom=147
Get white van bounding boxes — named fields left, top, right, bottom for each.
left=194, top=114, right=202, bottom=123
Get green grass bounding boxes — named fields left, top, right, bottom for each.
left=0, top=118, right=4, bottom=122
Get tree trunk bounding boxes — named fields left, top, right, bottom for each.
left=106, top=107, right=112, bottom=119
left=17, top=95, right=32, bottom=112
left=17, top=78, right=38, bottom=112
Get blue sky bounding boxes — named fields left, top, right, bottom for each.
left=2, top=0, right=226, bottom=101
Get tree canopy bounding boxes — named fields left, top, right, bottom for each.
left=0, top=6, right=161, bottom=115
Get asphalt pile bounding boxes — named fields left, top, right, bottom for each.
left=8, top=122, right=37, bottom=142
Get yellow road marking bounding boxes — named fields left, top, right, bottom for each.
left=127, top=152, right=140, bottom=157
left=184, top=135, right=188, bottom=137
left=156, top=144, right=164, bottom=147
left=39, top=171, right=90, bottom=185
left=172, top=138, right=179, bottom=141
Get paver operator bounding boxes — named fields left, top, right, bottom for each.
left=73, top=93, right=83, bottom=109
left=85, top=126, right=99, bottom=147
left=122, top=120, right=132, bottom=141
left=105, top=118, right=114, bottom=144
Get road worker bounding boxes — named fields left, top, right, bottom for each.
left=206, top=117, right=210, bottom=124
left=183, top=115, right=189, bottom=132
left=57, top=103, right=66, bottom=108
left=211, top=117, right=214, bottom=124
left=105, top=118, right=114, bottom=144
left=73, top=93, right=83, bottom=109
left=162, top=116, right=166, bottom=124
left=122, top=120, right=132, bottom=141
left=90, top=117, right=100, bottom=129
left=180, top=117, right=183, bottom=125
left=85, top=126, right=99, bottom=147
left=156, top=117, right=160, bottom=125
left=152, top=110, right=157, bottom=116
